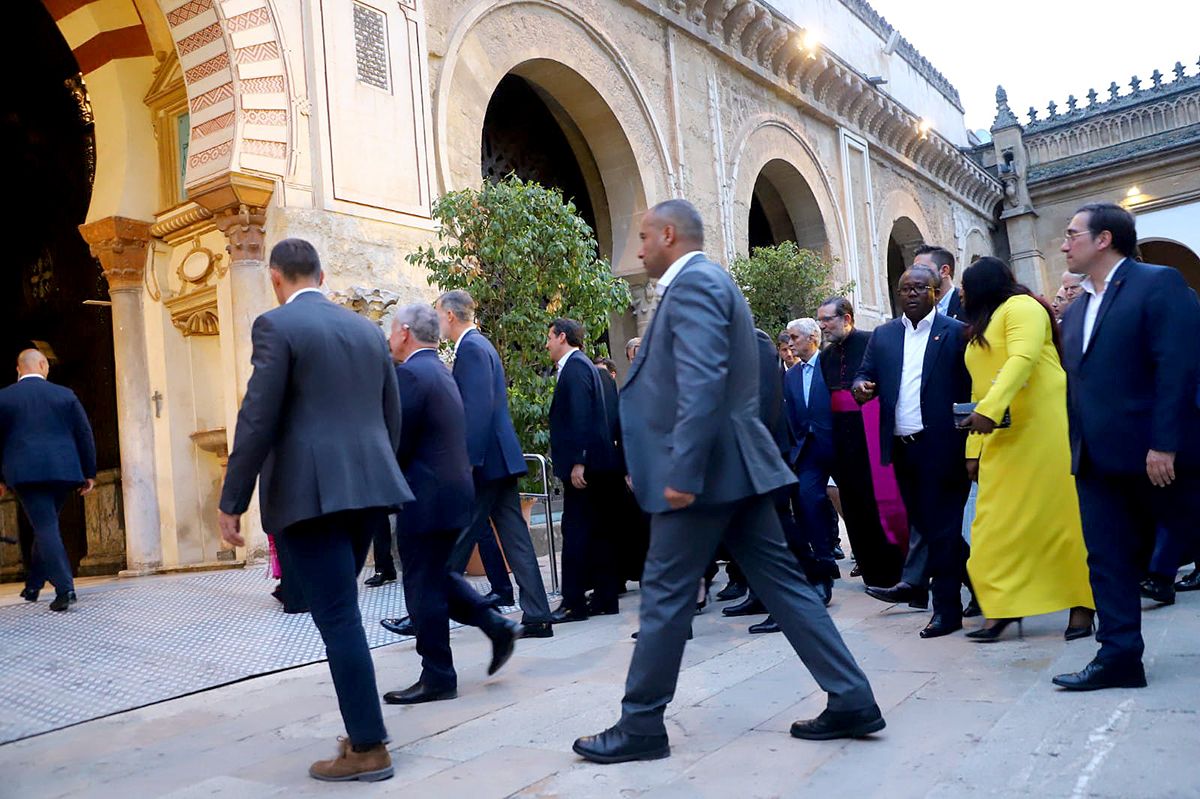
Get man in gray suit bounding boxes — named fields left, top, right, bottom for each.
left=218, top=239, right=413, bottom=783
left=572, top=200, right=884, bottom=764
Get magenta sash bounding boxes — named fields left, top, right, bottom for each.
left=829, top=390, right=909, bottom=553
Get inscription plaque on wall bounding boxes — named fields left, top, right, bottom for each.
left=353, top=3, right=390, bottom=92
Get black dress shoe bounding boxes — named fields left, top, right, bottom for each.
left=49, top=593, right=71, bottom=612
left=1176, top=569, right=1200, bottom=592
left=383, top=680, right=457, bottom=705
left=380, top=616, right=415, bottom=636
left=586, top=600, right=619, bottom=616
left=722, top=594, right=767, bottom=617
left=67, top=590, right=77, bottom=603
left=790, top=704, right=885, bottom=740
left=519, top=621, right=554, bottom=638
left=716, top=581, right=748, bottom=602
left=19, top=587, right=39, bottom=602
left=550, top=606, right=589, bottom=624
left=919, top=614, right=962, bottom=639
left=363, top=573, right=396, bottom=588
left=632, top=627, right=693, bottom=640
left=1052, top=659, right=1147, bottom=691
left=486, top=617, right=521, bottom=675
left=1140, top=576, right=1176, bottom=605
left=748, top=616, right=781, bottom=634
left=832, top=545, right=846, bottom=560
left=482, top=591, right=515, bottom=608
left=572, top=725, right=670, bottom=764
left=849, top=562, right=862, bottom=578
left=816, top=578, right=833, bottom=607
left=864, top=582, right=928, bottom=609
left=963, top=598, right=982, bottom=618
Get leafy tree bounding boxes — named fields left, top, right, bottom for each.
left=407, top=175, right=631, bottom=455
left=728, top=241, right=850, bottom=336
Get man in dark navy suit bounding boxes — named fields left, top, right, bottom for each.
left=436, top=290, right=554, bottom=638
left=219, top=239, right=412, bottom=782
left=915, top=245, right=963, bottom=320
left=0, top=349, right=95, bottom=611
left=546, top=317, right=624, bottom=622
left=852, top=266, right=972, bottom=639
left=1055, top=203, right=1200, bottom=691
left=380, top=304, right=522, bottom=705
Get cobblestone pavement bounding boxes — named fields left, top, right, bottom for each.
left=1, top=559, right=1197, bottom=799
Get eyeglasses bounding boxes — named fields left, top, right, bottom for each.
left=897, top=285, right=934, bottom=296
left=1062, top=229, right=1093, bottom=244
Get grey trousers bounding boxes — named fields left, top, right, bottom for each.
left=619, top=493, right=877, bottom=736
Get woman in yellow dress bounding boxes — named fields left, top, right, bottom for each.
left=957, top=257, right=1094, bottom=641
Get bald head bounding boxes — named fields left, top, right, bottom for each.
left=637, top=199, right=706, bottom=278
left=16, top=349, right=49, bottom=378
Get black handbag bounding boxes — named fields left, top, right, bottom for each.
left=953, top=402, right=1011, bottom=429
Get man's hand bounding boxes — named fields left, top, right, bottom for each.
left=1147, top=449, right=1176, bottom=488
left=851, top=380, right=876, bottom=404
left=78, top=479, right=95, bottom=496
left=959, top=411, right=996, bottom=434
left=218, top=510, right=245, bottom=547
left=966, top=459, right=979, bottom=483
left=664, top=486, right=696, bottom=510
left=570, top=463, right=587, bottom=490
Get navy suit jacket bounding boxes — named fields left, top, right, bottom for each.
left=1060, top=259, right=1200, bottom=475
left=855, top=312, right=971, bottom=467
left=548, top=350, right=620, bottom=482
left=756, top=330, right=790, bottom=456
left=783, top=356, right=834, bottom=471
left=944, top=287, right=963, bottom=321
left=0, top=377, right=96, bottom=487
left=394, top=349, right=475, bottom=536
left=452, top=329, right=528, bottom=483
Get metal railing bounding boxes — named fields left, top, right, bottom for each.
left=520, top=453, right=560, bottom=594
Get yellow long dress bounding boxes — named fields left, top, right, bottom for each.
left=965, top=294, right=1093, bottom=618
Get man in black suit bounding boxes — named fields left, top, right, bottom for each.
left=546, top=318, right=624, bottom=622
left=852, top=267, right=972, bottom=638
left=0, top=349, right=95, bottom=611
left=915, top=245, right=962, bottom=320
left=218, top=239, right=412, bottom=782
left=1055, top=203, right=1200, bottom=691
left=436, top=290, right=554, bottom=638
left=380, top=304, right=522, bottom=705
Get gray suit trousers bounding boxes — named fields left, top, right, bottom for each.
left=619, top=493, right=876, bottom=736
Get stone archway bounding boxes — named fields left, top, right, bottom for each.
left=963, top=227, right=992, bottom=266
left=884, top=218, right=925, bottom=318
left=1139, top=238, right=1200, bottom=291
left=876, top=191, right=932, bottom=319
left=746, top=159, right=829, bottom=255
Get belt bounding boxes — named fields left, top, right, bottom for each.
left=896, top=431, right=924, bottom=444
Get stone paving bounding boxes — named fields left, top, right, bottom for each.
left=1, top=558, right=1197, bottom=798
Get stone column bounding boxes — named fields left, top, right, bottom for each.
left=79, top=216, right=163, bottom=575
left=991, top=86, right=1049, bottom=293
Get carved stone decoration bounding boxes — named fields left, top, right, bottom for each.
left=78, top=216, right=153, bottom=293
left=214, top=204, right=268, bottom=264
left=992, top=85, right=1019, bottom=130
left=328, top=286, right=401, bottom=322
left=177, top=239, right=223, bottom=285
left=164, top=284, right=220, bottom=336
left=78, top=469, right=126, bottom=576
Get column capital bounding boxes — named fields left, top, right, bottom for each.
left=79, top=216, right=153, bottom=292
left=189, top=171, right=276, bottom=265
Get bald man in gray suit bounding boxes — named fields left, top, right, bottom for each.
left=572, top=200, right=883, bottom=764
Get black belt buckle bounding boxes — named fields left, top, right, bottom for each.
left=898, top=431, right=922, bottom=444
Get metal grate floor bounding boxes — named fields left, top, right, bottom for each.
left=0, top=568, right=524, bottom=744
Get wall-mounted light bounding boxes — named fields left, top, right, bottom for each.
left=917, top=118, right=933, bottom=139
left=801, top=30, right=819, bottom=58
left=1126, top=186, right=1140, bottom=198
left=866, top=76, right=887, bottom=86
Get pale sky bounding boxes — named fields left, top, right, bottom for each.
left=866, top=0, right=1200, bottom=134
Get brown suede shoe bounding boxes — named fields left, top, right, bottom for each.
left=308, top=737, right=393, bottom=782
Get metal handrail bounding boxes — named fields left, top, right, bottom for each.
left=520, top=453, right=560, bottom=594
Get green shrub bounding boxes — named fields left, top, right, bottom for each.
left=729, top=241, right=851, bottom=336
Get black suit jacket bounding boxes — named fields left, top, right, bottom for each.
left=944, top=287, right=963, bottom=320
left=1060, top=259, right=1200, bottom=475
left=394, top=349, right=474, bottom=536
left=453, top=329, right=528, bottom=482
left=755, top=330, right=790, bottom=456
left=549, top=350, right=620, bottom=481
left=783, top=355, right=834, bottom=470
left=219, top=292, right=413, bottom=532
left=0, top=377, right=96, bottom=486
left=855, top=312, right=971, bottom=466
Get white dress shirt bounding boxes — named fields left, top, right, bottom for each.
left=895, top=308, right=936, bottom=436
left=937, top=286, right=956, bottom=316
left=453, top=325, right=477, bottom=354
left=654, top=250, right=705, bottom=296
left=17, top=374, right=46, bottom=381
left=555, top=347, right=579, bottom=378
left=285, top=286, right=324, bottom=304
left=1080, top=259, right=1124, bottom=351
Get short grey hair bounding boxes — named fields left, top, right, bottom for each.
left=787, top=318, right=820, bottom=342
left=650, top=199, right=705, bottom=247
left=436, top=289, right=475, bottom=323
left=393, top=302, right=440, bottom=344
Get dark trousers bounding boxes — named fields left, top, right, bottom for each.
left=890, top=437, right=968, bottom=619
left=561, top=473, right=622, bottom=611
left=1075, top=467, right=1200, bottom=666
left=13, top=482, right=75, bottom=595
left=792, top=452, right=839, bottom=582
left=621, top=484, right=650, bottom=583
left=830, top=415, right=903, bottom=587
left=448, top=476, right=552, bottom=623
left=396, top=528, right=501, bottom=692
left=1148, top=524, right=1196, bottom=577
left=278, top=509, right=387, bottom=747
left=619, top=493, right=876, bottom=736
left=370, top=513, right=396, bottom=578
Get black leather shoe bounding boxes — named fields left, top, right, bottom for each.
left=919, top=614, right=962, bottom=639
left=1176, top=569, right=1200, bottom=592
left=49, top=593, right=71, bottom=612
left=383, top=680, right=457, bottom=705
left=1052, top=659, right=1147, bottom=691
left=573, top=725, right=670, bottom=764
left=849, top=562, right=862, bottom=578
left=68, top=590, right=77, bottom=603
left=19, top=587, right=39, bottom=603
left=486, top=617, right=521, bottom=675
left=632, top=627, right=693, bottom=640
left=832, top=545, right=846, bottom=561
left=482, top=591, right=515, bottom=608
left=586, top=600, right=619, bottom=616
left=722, top=595, right=767, bottom=617
left=790, top=704, right=885, bottom=740
left=380, top=616, right=415, bottom=636
left=519, top=621, right=554, bottom=638
left=550, top=606, right=589, bottom=624
left=748, top=616, right=781, bottom=634
left=363, top=573, right=396, bottom=588
left=1140, top=576, right=1176, bottom=605
left=864, top=582, right=928, bottom=609
left=963, top=598, right=982, bottom=618
left=816, top=578, right=834, bottom=607
left=716, top=581, right=748, bottom=602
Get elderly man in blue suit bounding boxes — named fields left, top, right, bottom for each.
left=572, top=200, right=882, bottom=764
left=0, top=349, right=96, bottom=612
left=1055, top=203, right=1200, bottom=691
